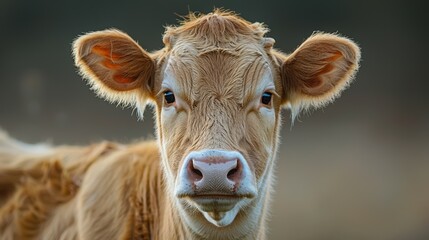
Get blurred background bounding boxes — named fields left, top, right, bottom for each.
left=0, top=0, right=428, bottom=239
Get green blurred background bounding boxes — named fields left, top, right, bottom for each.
left=1, top=0, right=428, bottom=239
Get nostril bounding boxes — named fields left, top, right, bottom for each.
left=227, top=168, right=237, bottom=178
left=193, top=168, right=203, bottom=178
left=188, top=159, right=203, bottom=181
left=227, top=159, right=241, bottom=182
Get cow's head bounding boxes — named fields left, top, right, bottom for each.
left=73, top=11, right=360, bottom=236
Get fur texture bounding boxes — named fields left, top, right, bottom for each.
left=0, top=10, right=360, bottom=240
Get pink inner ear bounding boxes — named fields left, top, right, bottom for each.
left=305, top=78, right=323, bottom=88
left=113, top=74, right=135, bottom=84
left=92, top=45, right=138, bottom=84
left=324, top=51, right=343, bottom=62
left=102, top=60, right=121, bottom=70
left=307, top=51, right=344, bottom=89
left=92, top=45, right=121, bottom=61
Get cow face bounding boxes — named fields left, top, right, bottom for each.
left=155, top=45, right=280, bottom=228
left=73, top=12, right=359, bottom=233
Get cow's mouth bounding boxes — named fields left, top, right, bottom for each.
left=177, top=193, right=254, bottom=199
left=185, top=194, right=245, bottom=212
left=179, top=194, right=249, bottom=227
left=176, top=193, right=256, bottom=227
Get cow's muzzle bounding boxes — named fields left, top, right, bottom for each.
left=175, top=150, right=257, bottom=226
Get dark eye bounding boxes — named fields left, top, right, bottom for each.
left=261, top=92, right=272, bottom=105
left=164, top=91, right=175, bottom=104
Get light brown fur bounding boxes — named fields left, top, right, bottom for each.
left=0, top=10, right=360, bottom=240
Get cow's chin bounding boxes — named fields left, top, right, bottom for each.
left=201, top=205, right=240, bottom=227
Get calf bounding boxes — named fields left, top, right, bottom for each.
left=0, top=10, right=360, bottom=240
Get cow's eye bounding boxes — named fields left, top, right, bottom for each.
left=261, top=92, right=272, bottom=105
left=164, top=91, right=175, bottom=104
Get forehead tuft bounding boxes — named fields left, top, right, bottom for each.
left=163, top=10, right=269, bottom=49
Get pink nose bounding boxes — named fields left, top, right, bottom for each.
left=186, top=152, right=243, bottom=194
left=176, top=150, right=256, bottom=199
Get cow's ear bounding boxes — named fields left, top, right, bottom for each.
left=281, top=33, right=360, bottom=118
left=73, top=29, right=155, bottom=115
